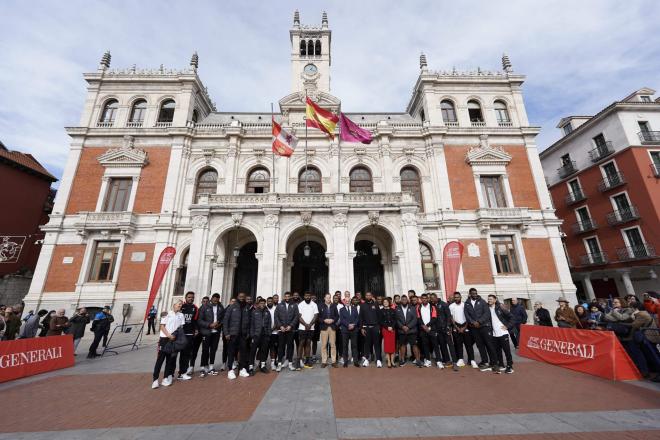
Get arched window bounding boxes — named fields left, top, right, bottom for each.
left=307, top=40, right=314, bottom=56
left=157, top=99, right=176, bottom=123
left=192, top=109, right=199, bottom=124
left=129, top=99, right=147, bottom=124
left=194, top=168, right=217, bottom=202
left=300, top=40, right=307, bottom=56
left=440, top=100, right=457, bottom=123
left=298, top=167, right=322, bottom=193
left=349, top=166, right=373, bottom=193
left=494, top=100, right=510, bottom=124
left=467, top=100, right=484, bottom=123
left=246, top=167, right=270, bottom=193
left=400, top=167, right=424, bottom=211
left=99, top=99, right=118, bottom=124
left=420, top=242, right=439, bottom=290
left=315, top=40, right=321, bottom=55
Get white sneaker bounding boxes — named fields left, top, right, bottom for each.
left=362, top=358, right=369, bottom=367
left=239, top=368, right=250, bottom=378
left=232, top=361, right=238, bottom=369
left=179, top=374, right=192, bottom=381
left=162, top=376, right=172, bottom=387
left=283, top=360, right=289, bottom=368
left=470, top=360, right=479, bottom=369
left=228, top=370, right=236, bottom=380
left=276, top=363, right=282, bottom=372
left=288, top=363, right=296, bottom=371
left=457, top=359, right=465, bottom=367
left=436, top=361, right=445, bottom=369
left=151, top=380, right=159, bottom=389
left=424, top=360, right=432, bottom=368
left=186, top=366, right=193, bottom=375
left=270, top=361, right=276, bottom=370
left=376, top=360, right=382, bottom=368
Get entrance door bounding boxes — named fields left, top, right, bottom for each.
left=353, top=240, right=385, bottom=296
left=291, top=241, right=328, bottom=296
left=233, top=242, right=258, bottom=299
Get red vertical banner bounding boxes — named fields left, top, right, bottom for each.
left=144, top=246, right=176, bottom=321
left=442, top=241, right=464, bottom=301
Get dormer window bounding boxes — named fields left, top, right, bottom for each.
left=640, top=95, right=652, bottom=103
left=563, top=123, right=573, bottom=136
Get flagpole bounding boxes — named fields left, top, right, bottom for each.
left=304, top=91, right=308, bottom=191
left=271, top=102, right=275, bottom=193
left=337, top=115, right=341, bottom=192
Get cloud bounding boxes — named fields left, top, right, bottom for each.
left=1, top=0, right=659, bottom=182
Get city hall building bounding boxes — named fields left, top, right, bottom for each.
left=26, top=12, right=575, bottom=318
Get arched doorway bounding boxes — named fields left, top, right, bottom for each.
left=233, top=241, right=258, bottom=299
left=353, top=240, right=385, bottom=296
left=291, top=241, right=328, bottom=296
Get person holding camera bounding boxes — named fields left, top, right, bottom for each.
left=152, top=300, right=184, bottom=389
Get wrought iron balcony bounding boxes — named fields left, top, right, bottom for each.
left=572, top=219, right=598, bottom=234
left=606, top=205, right=639, bottom=225
left=579, top=252, right=608, bottom=266
left=565, top=190, right=586, bottom=205
left=557, top=161, right=578, bottom=179
left=597, top=172, right=626, bottom=191
left=588, top=141, right=614, bottom=162
left=616, top=243, right=656, bottom=261
left=638, top=131, right=660, bottom=144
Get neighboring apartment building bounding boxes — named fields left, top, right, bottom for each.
left=0, top=141, right=57, bottom=305
left=540, top=88, right=660, bottom=301
left=25, top=11, right=574, bottom=318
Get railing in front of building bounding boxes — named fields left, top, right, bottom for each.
left=470, top=120, right=486, bottom=127
left=579, top=252, right=608, bottom=266
left=616, top=243, right=656, bottom=261
left=565, top=190, right=586, bottom=205
left=572, top=219, right=598, bottom=234
left=606, top=205, right=639, bottom=225
left=126, top=121, right=143, bottom=128
left=154, top=121, right=172, bottom=128
left=597, top=171, right=626, bottom=192
left=96, top=121, right=114, bottom=128
left=444, top=121, right=459, bottom=127
left=638, top=131, right=660, bottom=144
left=497, top=121, right=513, bottom=127
left=74, top=211, right=137, bottom=232
left=557, top=161, right=578, bottom=179
left=588, top=141, right=614, bottom=162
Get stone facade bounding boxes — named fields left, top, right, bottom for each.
left=25, top=12, right=575, bottom=319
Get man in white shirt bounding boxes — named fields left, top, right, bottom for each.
left=297, top=291, right=319, bottom=369
left=152, top=300, right=184, bottom=389
left=267, top=296, right=278, bottom=370
left=449, top=292, right=477, bottom=368
left=487, top=294, right=514, bottom=374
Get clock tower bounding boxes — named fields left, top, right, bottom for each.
left=290, top=10, right=331, bottom=94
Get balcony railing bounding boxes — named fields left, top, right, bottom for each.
left=126, top=121, right=143, bottom=128
left=588, top=141, right=614, bottom=162
left=638, top=131, right=660, bottom=144
left=572, top=219, right=598, bottom=234
left=203, top=192, right=417, bottom=208
left=470, top=120, right=486, bottom=127
left=444, top=121, right=459, bottom=127
left=579, top=252, right=608, bottom=266
left=565, top=190, right=586, bottom=205
left=616, top=243, right=656, bottom=261
left=96, top=121, right=114, bottom=128
left=74, top=211, right=137, bottom=234
left=154, top=121, right=172, bottom=128
left=651, top=163, right=660, bottom=177
left=557, top=161, right=578, bottom=179
left=606, top=205, right=639, bottom=225
left=497, top=121, right=513, bottom=127
left=597, top=172, right=626, bottom=191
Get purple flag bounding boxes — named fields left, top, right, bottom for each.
left=339, top=113, right=373, bottom=144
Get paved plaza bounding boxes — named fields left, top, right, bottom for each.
left=1, top=334, right=659, bottom=440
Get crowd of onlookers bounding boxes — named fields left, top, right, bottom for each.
left=0, top=302, right=115, bottom=358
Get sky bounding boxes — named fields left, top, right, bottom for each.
left=1, top=0, right=659, bottom=183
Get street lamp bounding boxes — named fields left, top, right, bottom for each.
left=371, top=225, right=379, bottom=255
left=233, top=226, right=240, bottom=257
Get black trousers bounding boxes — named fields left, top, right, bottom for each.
left=200, top=332, right=221, bottom=368
left=336, top=327, right=343, bottom=357
left=362, top=326, right=382, bottom=362
left=419, top=330, right=440, bottom=361
left=147, top=318, right=156, bottom=335
left=269, top=333, right=279, bottom=359
left=492, top=334, right=513, bottom=367
left=470, top=325, right=489, bottom=364
left=190, top=333, right=204, bottom=365
left=250, top=334, right=270, bottom=366
left=277, top=331, right=295, bottom=363
left=357, top=330, right=364, bottom=359
left=474, top=326, right=497, bottom=365
left=88, top=330, right=104, bottom=356
left=227, top=335, right=249, bottom=371
left=437, top=329, right=458, bottom=363
left=452, top=328, right=475, bottom=363
left=341, top=329, right=359, bottom=362
left=153, top=337, right=177, bottom=380
left=178, top=334, right=194, bottom=374
left=510, top=323, right=522, bottom=348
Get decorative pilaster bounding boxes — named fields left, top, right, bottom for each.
left=184, top=213, right=210, bottom=294
left=399, top=209, right=425, bottom=293
left=256, top=209, right=280, bottom=297
left=330, top=208, right=350, bottom=292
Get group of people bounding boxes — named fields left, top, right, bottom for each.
left=0, top=303, right=115, bottom=359
left=151, top=288, right=530, bottom=389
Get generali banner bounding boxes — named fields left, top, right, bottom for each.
left=518, top=324, right=641, bottom=381
left=143, top=246, right=176, bottom=321
left=442, top=241, right=464, bottom=301
left=0, top=335, right=75, bottom=383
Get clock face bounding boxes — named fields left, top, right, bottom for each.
left=304, top=64, right=318, bottom=75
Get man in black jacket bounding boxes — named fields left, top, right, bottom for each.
left=417, top=294, right=440, bottom=368
left=359, top=292, right=382, bottom=368
left=396, top=295, right=420, bottom=366
left=275, top=292, right=299, bottom=372
left=177, top=291, right=199, bottom=381
left=509, top=297, right=528, bottom=349
left=223, top=292, right=252, bottom=379
left=249, top=297, right=271, bottom=375
left=488, top=295, right=514, bottom=374
left=534, top=302, right=553, bottom=327
left=197, top=293, right=225, bottom=377
left=338, top=296, right=361, bottom=367
left=431, top=293, right=459, bottom=371
left=464, top=288, right=496, bottom=371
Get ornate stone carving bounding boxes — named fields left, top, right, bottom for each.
left=333, top=212, right=347, bottom=226
left=341, top=177, right=350, bottom=184
left=289, top=177, right=298, bottom=184
left=202, top=149, right=214, bottom=165
left=253, top=149, right=265, bottom=164
left=425, top=144, right=435, bottom=157
left=378, top=143, right=391, bottom=157
left=191, top=215, right=208, bottom=229
left=392, top=176, right=401, bottom=183
left=401, top=212, right=417, bottom=226
left=421, top=175, right=431, bottom=182
left=123, top=135, right=134, bottom=149
left=300, top=211, right=312, bottom=226
left=465, top=145, right=512, bottom=166
left=97, top=143, right=148, bottom=168
left=403, top=147, right=416, bottom=163
left=264, top=213, right=279, bottom=227
left=231, top=212, right=243, bottom=226
left=368, top=211, right=379, bottom=226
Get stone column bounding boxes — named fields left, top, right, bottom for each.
left=379, top=138, right=393, bottom=192
left=330, top=208, right=350, bottom=292
left=256, top=209, right=280, bottom=297
left=399, top=209, right=425, bottom=293
left=582, top=274, right=595, bottom=301
left=210, top=261, right=226, bottom=300
left=620, top=270, right=635, bottom=296
left=184, top=213, right=209, bottom=294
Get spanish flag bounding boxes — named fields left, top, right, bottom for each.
left=306, top=97, right=339, bottom=139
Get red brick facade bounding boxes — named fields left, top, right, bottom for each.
left=116, top=243, right=155, bottom=291
left=43, top=244, right=86, bottom=292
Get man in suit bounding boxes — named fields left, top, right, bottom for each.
left=197, top=293, right=225, bottom=377
left=464, top=288, right=497, bottom=371
left=274, top=291, right=299, bottom=372
left=339, top=296, right=361, bottom=367
left=396, top=295, right=420, bottom=366
left=318, top=293, right=339, bottom=367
